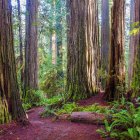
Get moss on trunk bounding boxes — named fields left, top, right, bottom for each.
left=0, top=98, right=11, bottom=124
left=66, top=0, right=99, bottom=101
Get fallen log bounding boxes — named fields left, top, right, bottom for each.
left=70, top=112, right=106, bottom=125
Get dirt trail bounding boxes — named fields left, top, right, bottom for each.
left=0, top=93, right=109, bottom=140
left=78, top=92, right=107, bottom=106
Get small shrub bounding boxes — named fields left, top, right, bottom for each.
left=22, top=103, right=32, bottom=111
left=57, top=102, right=79, bottom=114
left=45, top=95, right=63, bottom=105
left=23, top=89, right=47, bottom=110
left=39, top=54, right=65, bottom=98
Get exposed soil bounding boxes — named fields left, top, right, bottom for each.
left=78, top=92, right=107, bottom=106
left=0, top=93, right=109, bottom=140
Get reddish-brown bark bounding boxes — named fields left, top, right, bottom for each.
left=128, top=0, right=140, bottom=92
left=104, top=0, right=125, bottom=101
left=0, top=0, right=27, bottom=124
left=67, top=0, right=99, bottom=100
left=24, top=0, right=39, bottom=95
left=101, top=0, right=110, bottom=89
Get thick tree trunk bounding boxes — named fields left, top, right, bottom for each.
left=66, top=0, right=99, bottom=100
left=128, top=0, right=140, bottom=89
left=24, top=0, right=38, bottom=95
left=17, top=0, right=24, bottom=88
left=0, top=0, right=27, bottom=124
left=101, top=0, right=110, bottom=89
left=104, top=0, right=125, bottom=101
left=130, top=0, right=140, bottom=96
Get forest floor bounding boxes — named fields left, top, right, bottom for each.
left=0, top=93, right=110, bottom=140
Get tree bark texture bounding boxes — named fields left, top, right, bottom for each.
left=52, top=32, right=57, bottom=65
left=17, top=0, right=24, bottom=88
left=101, top=0, right=110, bottom=89
left=104, top=0, right=125, bottom=101
left=128, top=0, right=140, bottom=89
left=67, top=0, right=99, bottom=100
left=49, top=0, right=57, bottom=65
left=24, top=0, right=38, bottom=95
left=56, top=0, right=63, bottom=65
left=130, top=0, right=140, bottom=96
left=0, top=0, right=27, bottom=124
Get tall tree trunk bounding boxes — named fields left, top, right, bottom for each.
left=0, top=0, right=27, bottom=124
left=56, top=0, right=63, bottom=61
left=130, top=0, right=140, bottom=96
left=17, top=0, right=24, bottom=89
left=52, top=32, right=57, bottom=65
left=101, top=0, right=110, bottom=89
left=66, top=0, right=99, bottom=101
left=49, top=34, right=52, bottom=55
left=24, top=0, right=38, bottom=95
left=104, top=0, right=125, bottom=101
left=128, top=0, right=140, bottom=89
left=51, top=0, right=57, bottom=65
left=56, top=0, right=63, bottom=75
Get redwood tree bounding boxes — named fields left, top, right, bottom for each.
left=101, top=0, right=110, bottom=89
left=24, top=0, right=38, bottom=95
left=56, top=0, right=63, bottom=67
left=0, top=0, right=27, bottom=124
left=104, top=0, right=125, bottom=101
left=51, top=0, right=57, bottom=65
left=67, top=0, right=99, bottom=100
left=17, top=0, right=24, bottom=88
left=130, top=0, right=140, bottom=96
left=128, top=0, right=140, bottom=90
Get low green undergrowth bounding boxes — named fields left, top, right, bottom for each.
left=22, top=89, right=63, bottom=111
left=45, top=95, right=63, bottom=105
left=42, top=102, right=108, bottom=117
left=22, top=103, right=32, bottom=110
left=23, top=89, right=48, bottom=110
left=39, top=54, right=65, bottom=98
left=57, top=103, right=108, bottom=115
left=97, top=98, right=140, bottom=140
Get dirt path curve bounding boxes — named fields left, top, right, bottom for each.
left=0, top=93, right=109, bottom=140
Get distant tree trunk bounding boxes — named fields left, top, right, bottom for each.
left=56, top=0, right=63, bottom=64
left=51, top=0, right=57, bottom=65
left=0, top=0, right=27, bottom=124
left=48, top=1, right=53, bottom=56
left=130, top=0, right=140, bottom=96
left=56, top=0, right=63, bottom=75
left=49, top=34, right=52, bottom=54
left=128, top=0, right=140, bottom=89
left=104, top=0, right=125, bottom=101
left=101, top=0, right=110, bottom=89
left=24, top=0, right=38, bottom=95
left=17, top=0, right=24, bottom=88
left=67, top=0, right=99, bottom=100
left=52, top=31, right=57, bottom=65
